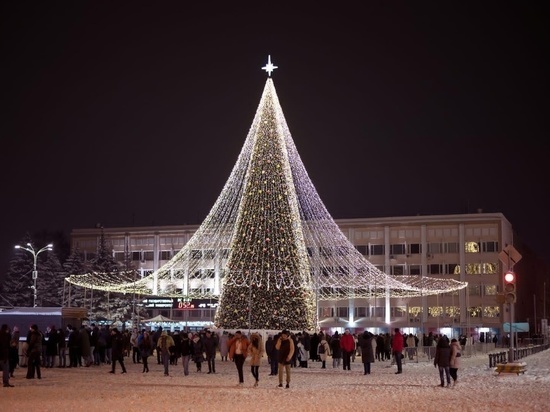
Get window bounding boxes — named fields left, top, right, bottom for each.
left=482, top=263, right=497, bottom=274
left=427, top=243, right=442, bottom=254
left=320, top=307, right=334, bottom=318
left=482, top=241, right=499, bottom=253
left=468, top=285, right=481, bottom=296
left=391, top=265, right=405, bottom=276
left=467, top=306, right=482, bottom=318
left=391, top=306, right=407, bottom=317
left=428, top=306, right=444, bottom=318
left=445, top=242, right=459, bottom=253
left=390, top=244, right=406, bottom=255
left=447, top=263, right=459, bottom=275
left=355, top=245, right=367, bottom=255
left=484, top=285, right=497, bottom=296
left=409, top=265, right=421, bottom=276
left=160, top=251, right=173, bottom=260
left=354, top=307, right=367, bottom=317
left=428, top=264, right=443, bottom=275
left=191, top=250, right=202, bottom=259
left=483, top=306, right=500, bottom=318
left=465, top=241, right=480, bottom=253
left=408, top=243, right=422, bottom=255
left=143, top=251, right=154, bottom=261
left=370, top=244, right=385, bottom=255
left=336, top=307, right=349, bottom=317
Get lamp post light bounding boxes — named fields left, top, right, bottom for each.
left=15, top=242, right=53, bottom=307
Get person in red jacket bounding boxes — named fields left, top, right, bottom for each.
left=391, top=328, right=404, bottom=374
left=340, top=329, right=355, bottom=371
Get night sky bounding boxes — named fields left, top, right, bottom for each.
left=1, top=2, right=549, bottom=272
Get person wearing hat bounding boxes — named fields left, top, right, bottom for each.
left=275, top=330, right=294, bottom=388
left=227, top=331, right=250, bottom=386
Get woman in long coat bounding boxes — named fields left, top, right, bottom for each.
left=247, top=333, right=264, bottom=387
left=317, top=337, right=330, bottom=369
left=449, top=338, right=461, bottom=386
left=219, top=331, right=229, bottom=361
left=360, top=331, right=375, bottom=375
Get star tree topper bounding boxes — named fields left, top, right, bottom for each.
left=262, top=55, right=278, bottom=76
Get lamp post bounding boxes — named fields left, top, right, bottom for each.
left=15, top=242, right=53, bottom=307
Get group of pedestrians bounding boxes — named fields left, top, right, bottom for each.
left=2, top=323, right=463, bottom=390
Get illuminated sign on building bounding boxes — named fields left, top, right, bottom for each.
left=173, top=298, right=219, bottom=310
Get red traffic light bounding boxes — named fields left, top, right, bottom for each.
left=504, top=271, right=515, bottom=283
left=504, top=270, right=516, bottom=303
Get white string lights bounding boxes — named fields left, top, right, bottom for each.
left=66, top=76, right=467, bottom=330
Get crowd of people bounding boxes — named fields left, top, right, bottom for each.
left=0, top=322, right=461, bottom=389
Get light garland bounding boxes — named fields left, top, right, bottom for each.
left=66, top=76, right=467, bottom=330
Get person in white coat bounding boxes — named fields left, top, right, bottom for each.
left=317, top=338, right=330, bottom=369
left=449, top=338, right=461, bottom=386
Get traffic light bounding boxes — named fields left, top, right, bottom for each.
left=504, top=270, right=516, bottom=304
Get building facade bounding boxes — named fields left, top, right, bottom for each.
left=70, top=211, right=513, bottom=340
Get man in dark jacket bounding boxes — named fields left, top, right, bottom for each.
left=0, top=324, right=14, bottom=387
left=275, top=330, right=294, bottom=389
left=434, top=335, right=451, bottom=387
left=26, top=324, right=42, bottom=379
left=109, top=328, right=127, bottom=374
left=202, top=330, right=218, bottom=374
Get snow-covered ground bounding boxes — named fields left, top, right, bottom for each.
left=3, top=348, right=549, bottom=411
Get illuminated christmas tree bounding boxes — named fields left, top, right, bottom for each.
left=214, top=67, right=316, bottom=329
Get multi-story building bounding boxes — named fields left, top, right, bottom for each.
left=70, top=210, right=513, bottom=341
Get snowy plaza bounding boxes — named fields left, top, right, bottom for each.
left=3, top=346, right=549, bottom=411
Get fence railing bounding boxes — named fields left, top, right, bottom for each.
left=488, top=343, right=550, bottom=367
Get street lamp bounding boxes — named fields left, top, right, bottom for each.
left=14, top=242, right=53, bottom=307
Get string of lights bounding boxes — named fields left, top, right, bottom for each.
left=66, top=76, right=467, bottom=329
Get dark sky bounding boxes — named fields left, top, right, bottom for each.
left=1, top=2, right=549, bottom=271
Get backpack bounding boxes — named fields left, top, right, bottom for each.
left=318, top=343, right=325, bottom=354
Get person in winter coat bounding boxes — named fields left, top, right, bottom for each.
left=449, top=338, right=461, bottom=386
left=247, top=332, right=264, bottom=387
left=340, top=329, right=355, bottom=371
left=268, top=333, right=279, bottom=376
left=391, top=328, right=404, bottom=374
left=79, top=325, right=92, bottom=367
left=8, top=326, right=20, bottom=378
left=360, top=331, right=375, bottom=375
left=191, top=333, right=205, bottom=372
left=26, top=324, right=42, bottom=379
left=202, top=330, right=218, bottom=374
left=0, top=324, right=14, bottom=387
left=138, top=330, right=153, bottom=373
left=45, top=326, right=58, bottom=368
left=330, top=332, right=342, bottom=368
left=434, top=335, right=451, bottom=387
left=317, top=337, right=330, bottom=369
left=157, top=330, right=175, bottom=376
left=108, top=328, right=127, bottom=374
left=179, top=332, right=192, bottom=376
left=219, top=331, right=229, bottom=361
left=227, top=330, right=250, bottom=385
